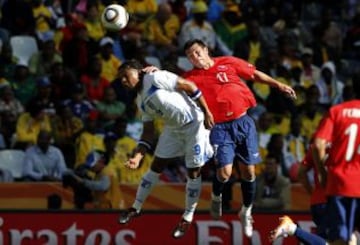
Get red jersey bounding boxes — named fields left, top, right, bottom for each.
left=314, top=100, right=360, bottom=197
left=80, top=75, right=110, bottom=101
left=301, top=145, right=327, bottom=205
left=183, top=56, right=257, bottom=123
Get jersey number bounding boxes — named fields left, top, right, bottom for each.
left=344, top=123, right=359, bottom=161
left=216, top=72, right=229, bottom=83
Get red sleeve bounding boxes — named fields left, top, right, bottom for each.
left=232, top=57, right=256, bottom=80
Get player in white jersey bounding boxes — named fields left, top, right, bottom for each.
left=117, top=60, right=214, bottom=238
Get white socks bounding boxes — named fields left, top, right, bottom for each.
left=211, top=192, right=222, bottom=201
left=132, top=170, right=160, bottom=211
left=288, top=223, right=297, bottom=235
left=240, top=205, right=252, bottom=216
left=183, top=176, right=202, bottom=222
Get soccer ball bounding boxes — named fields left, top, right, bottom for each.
left=101, top=4, right=129, bottom=31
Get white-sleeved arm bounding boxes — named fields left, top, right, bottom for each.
left=136, top=95, right=153, bottom=122
left=151, top=70, right=179, bottom=91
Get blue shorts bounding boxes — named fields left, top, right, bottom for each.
left=210, top=114, right=261, bottom=168
left=310, top=203, right=327, bottom=238
left=326, top=196, right=360, bottom=242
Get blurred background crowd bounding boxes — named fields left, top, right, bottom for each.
left=0, top=0, right=360, bottom=210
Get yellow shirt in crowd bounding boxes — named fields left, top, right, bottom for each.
left=268, top=114, right=291, bottom=136
left=92, top=165, right=122, bottom=209
left=109, top=136, right=153, bottom=184
left=75, top=132, right=105, bottom=168
left=300, top=112, right=324, bottom=141
left=99, top=54, right=122, bottom=82
left=16, top=113, right=52, bottom=145
left=126, top=0, right=158, bottom=15
left=146, top=15, right=180, bottom=45
left=32, top=5, right=52, bottom=32
left=85, top=20, right=105, bottom=41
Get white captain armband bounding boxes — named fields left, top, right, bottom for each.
left=138, top=140, right=153, bottom=151
left=190, top=89, right=202, bottom=100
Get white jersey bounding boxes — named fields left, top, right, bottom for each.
left=137, top=70, right=203, bottom=127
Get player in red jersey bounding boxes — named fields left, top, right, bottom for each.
left=312, top=79, right=360, bottom=244
left=270, top=143, right=358, bottom=244
left=271, top=80, right=360, bottom=243
left=298, top=144, right=328, bottom=236
left=183, top=39, right=297, bottom=237
left=270, top=143, right=329, bottom=244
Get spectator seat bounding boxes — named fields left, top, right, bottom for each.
left=144, top=56, right=162, bottom=69
left=10, top=35, right=39, bottom=65
left=0, top=150, right=25, bottom=179
left=177, top=56, right=193, bottom=71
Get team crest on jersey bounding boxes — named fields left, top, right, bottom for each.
left=217, top=65, right=228, bottom=71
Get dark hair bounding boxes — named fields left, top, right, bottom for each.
left=27, top=101, right=45, bottom=117
left=183, top=39, right=207, bottom=52
left=118, top=59, right=143, bottom=74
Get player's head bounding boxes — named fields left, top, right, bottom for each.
left=118, top=59, right=143, bottom=90
left=184, top=39, right=211, bottom=69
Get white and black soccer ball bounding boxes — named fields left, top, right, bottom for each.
left=101, top=4, right=129, bottom=31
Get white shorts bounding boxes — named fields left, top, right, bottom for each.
left=154, top=119, right=213, bottom=169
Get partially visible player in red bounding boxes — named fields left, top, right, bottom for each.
left=299, top=143, right=328, bottom=236
left=270, top=143, right=329, bottom=244
left=270, top=142, right=358, bottom=244
left=183, top=39, right=296, bottom=237
left=312, top=79, right=360, bottom=244
left=270, top=79, right=360, bottom=245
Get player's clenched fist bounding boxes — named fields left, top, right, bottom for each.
left=124, top=154, right=143, bottom=169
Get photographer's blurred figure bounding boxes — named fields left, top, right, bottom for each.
left=70, top=151, right=122, bottom=209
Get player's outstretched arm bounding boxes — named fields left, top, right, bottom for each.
left=253, top=70, right=297, bottom=100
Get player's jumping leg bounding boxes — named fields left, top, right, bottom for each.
left=238, top=164, right=256, bottom=237
left=270, top=216, right=327, bottom=245
left=119, top=169, right=160, bottom=224
left=173, top=173, right=202, bottom=238
left=211, top=164, right=233, bottom=219
left=210, top=176, right=225, bottom=219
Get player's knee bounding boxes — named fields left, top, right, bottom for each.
left=239, top=164, right=255, bottom=181
left=187, top=167, right=201, bottom=179
left=216, top=172, right=231, bottom=182
left=216, top=164, right=233, bottom=181
left=241, top=172, right=256, bottom=181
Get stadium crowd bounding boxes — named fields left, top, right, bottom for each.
left=0, top=0, right=359, bottom=210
